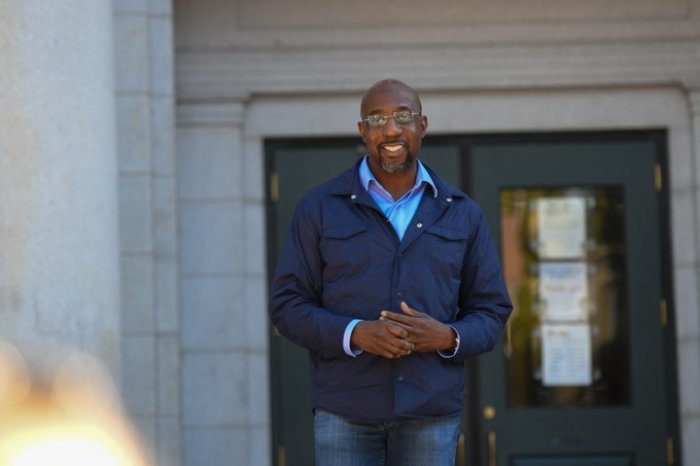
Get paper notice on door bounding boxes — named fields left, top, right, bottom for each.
left=539, top=262, right=588, bottom=322
left=542, top=324, right=592, bottom=386
left=536, top=197, right=586, bottom=259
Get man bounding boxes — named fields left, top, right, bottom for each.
left=269, top=79, right=512, bottom=465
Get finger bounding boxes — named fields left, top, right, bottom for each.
left=379, top=341, right=411, bottom=359
left=385, top=324, right=408, bottom=339
left=400, top=301, right=421, bottom=316
left=380, top=310, right=413, bottom=325
left=391, top=338, right=414, bottom=354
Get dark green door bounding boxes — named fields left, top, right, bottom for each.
left=267, top=141, right=460, bottom=466
left=470, top=137, right=672, bottom=466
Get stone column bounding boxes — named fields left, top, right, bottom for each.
left=177, top=100, right=272, bottom=466
left=0, top=2, right=120, bottom=372
left=113, top=1, right=181, bottom=464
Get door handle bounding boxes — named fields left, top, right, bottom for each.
left=487, top=431, right=496, bottom=466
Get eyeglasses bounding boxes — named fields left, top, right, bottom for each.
left=362, top=111, right=420, bottom=128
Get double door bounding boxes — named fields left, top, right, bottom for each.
left=267, top=132, right=676, bottom=466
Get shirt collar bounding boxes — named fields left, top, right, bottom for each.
left=358, top=156, right=438, bottom=198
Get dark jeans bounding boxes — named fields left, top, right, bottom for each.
left=314, top=410, right=460, bottom=466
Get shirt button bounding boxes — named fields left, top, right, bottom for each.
left=350, top=194, right=357, bottom=200
left=446, top=197, right=452, bottom=202
left=416, top=223, right=423, bottom=228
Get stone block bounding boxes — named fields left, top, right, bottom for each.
left=183, top=352, right=247, bottom=426
left=149, top=16, right=175, bottom=96
left=683, top=415, right=700, bottom=466
left=243, top=201, right=266, bottom=276
left=246, top=351, right=270, bottom=427
left=178, top=201, right=243, bottom=274
left=130, top=414, right=157, bottom=462
left=158, top=334, right=180, bottom=414
left=668, top=126, right=693, bottom=192
left=119, top=174, right=153, bottom=253
left=155, top=256, right=179, bottom=333
left=120, top=254, right=155, bottom=333
left=184, top=427, right=249, bottom=466
left=696, top=188, right=700, bottom=263
left=694, top=109, right=700, bottom=189
left=121, top=334, right=156, bottom=414
left=242, top=138, right=266, bottom=201
left=173, top=1, right=237, bottom=50
left=114, top=14, right=150, bottom=93
left=674, top=265, right=700, bottom=340
left=153, top=175, right=177, bottom=255
left=671, top=190, right=698, bottom=267
left=151, top=97, right=176, bottom=176
left=159, top=415, right=182, bottom=466
left=113, top=0, right=149, bottom=14
left=678, top=339, right=700, bottom=416
left=150, top=0, right=172, bottom=16
left=244, top=275, right=268, bottom=352
left=249, top=426, right=271, bottom=466
left=182, top=277, right=246, bottom=350
left=116, top=95, right=152, bottom=173
left=177, top=127, right=243, bottom=200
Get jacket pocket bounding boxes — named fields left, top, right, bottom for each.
left=320, top=224, right=369, bottom=283
left=424, top=225, right=468, bottom=277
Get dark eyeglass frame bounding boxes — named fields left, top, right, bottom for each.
left=362, top=111, right=421, bottom=128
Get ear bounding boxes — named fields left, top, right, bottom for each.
left=420, top=115, right=428, bottom=138
left=357, top=121, right=367, bottom=142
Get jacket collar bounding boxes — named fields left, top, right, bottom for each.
left=329, top=157, right=465, bottom=205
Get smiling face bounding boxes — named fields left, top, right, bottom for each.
left=358, top=80, right=428, bottom=177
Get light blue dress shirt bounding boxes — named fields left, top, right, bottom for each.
left=358, top=156, right=437, bottom=239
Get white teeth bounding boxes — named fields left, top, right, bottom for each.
left=383, top=144, right=403, bottom=152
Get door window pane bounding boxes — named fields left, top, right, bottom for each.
left=501, top=187, right=630, bottom=407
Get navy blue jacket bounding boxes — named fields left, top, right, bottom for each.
left=269, top=159, right=512, bottom=421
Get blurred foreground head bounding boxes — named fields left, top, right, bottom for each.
left=0, top=341, right=150, bottom=466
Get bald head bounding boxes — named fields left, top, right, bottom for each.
left=360, top=79, right=422, bottom=118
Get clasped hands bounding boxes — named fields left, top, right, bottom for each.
left=350, top=301, right=456, bottom=359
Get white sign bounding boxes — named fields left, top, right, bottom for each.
left=539, top=262, right=588, bottom=322
left=542, top=324, right=592, bottom=386
left=536, top=197, right=587, bottom=259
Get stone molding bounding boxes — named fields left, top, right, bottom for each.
left=177, top=40, right=700, bottom=101
left=690, top=91, right=700, bottom=115
left=236, top=0, right=691, bottom=28
left=177, top=101, right=247, bottom=127
left=175, top=0, right=700, bottom=50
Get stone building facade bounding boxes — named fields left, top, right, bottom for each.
left=1, top=0, right=700, bottom=465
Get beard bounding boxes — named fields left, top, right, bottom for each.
left=378, top=151, right=417, bottom=174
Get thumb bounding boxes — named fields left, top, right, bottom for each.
left=400, top=301, right=419, bottom=316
